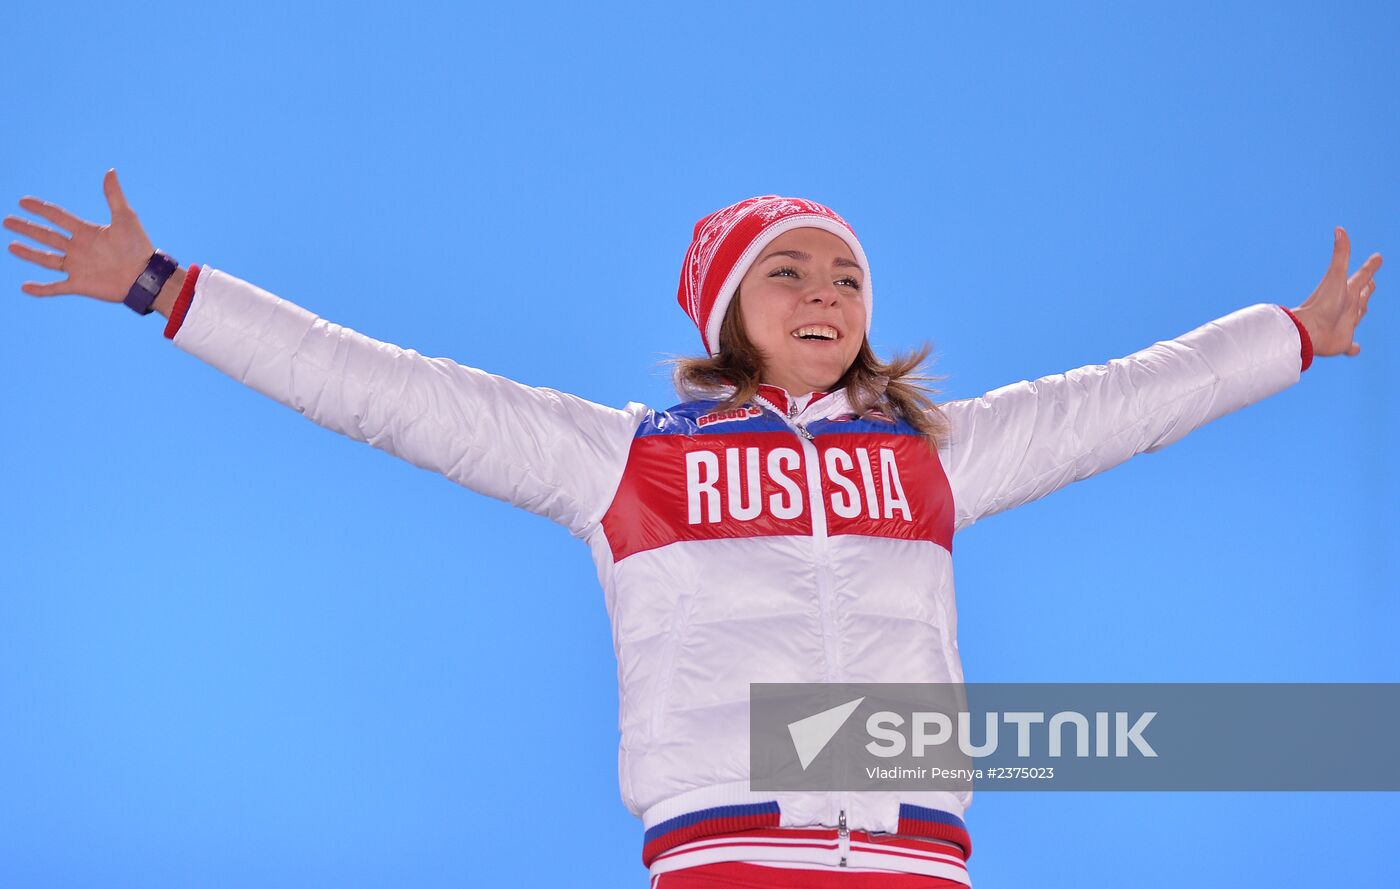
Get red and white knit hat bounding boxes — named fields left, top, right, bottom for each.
left=677, top=195, right=873, bottom=356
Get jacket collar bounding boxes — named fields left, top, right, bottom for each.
left=679, top=379, right=856, bottom=423
left=752, top=383, right=854, bottom=424
left=754, top=383, right=832, bottom=417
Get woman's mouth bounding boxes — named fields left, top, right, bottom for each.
left=791, top=324, right=841, bottom=342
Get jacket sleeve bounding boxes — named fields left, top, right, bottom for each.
left=938, top=303, right=1305, bottom=532
left=168, top=266, right=646, bottom=538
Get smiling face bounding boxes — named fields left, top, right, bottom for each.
left=734, top=226, right=867, bottom=396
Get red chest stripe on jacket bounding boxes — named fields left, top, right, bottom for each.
left=815, top=432, right=953, bottom=548
left=601, top=430, right=953, bottom=562
left=602, top=432, right=812, bottom=561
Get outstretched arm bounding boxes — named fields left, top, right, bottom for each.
left=939, top=229, right=1383, bottom=532
left=6, top=171, right=645, bottom=538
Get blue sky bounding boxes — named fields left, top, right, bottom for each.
left=2, top=2, right=1396, bottom=886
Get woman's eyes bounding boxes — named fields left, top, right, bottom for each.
left=769, top=266, right=862, bottom=290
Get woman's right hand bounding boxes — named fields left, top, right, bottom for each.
left=5, top=169, right=157, bottom=301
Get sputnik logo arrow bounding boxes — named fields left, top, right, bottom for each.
left=787, top=697, right=865, bottom=769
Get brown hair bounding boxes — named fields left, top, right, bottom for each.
left=670, top=290, right=949, bottom=448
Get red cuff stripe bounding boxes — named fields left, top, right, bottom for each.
left=163, top=264, right=201, bottom=340
left=1278, top=305, right=1313, bottom=372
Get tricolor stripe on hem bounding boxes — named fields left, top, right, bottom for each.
left=642, top=802, right=781, bottom=866
left=896, top=804, right=971, bottom=859
left=647, top=828, right=970, bottom=885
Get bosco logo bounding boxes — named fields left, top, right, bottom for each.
left=697, top=405, right=763, bottom=428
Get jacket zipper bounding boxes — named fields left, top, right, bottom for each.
left=756, top=394, right=849, bottom=840
left=757, top=395, right=839, bottom=679
left=787, top=398, right=814, bottom=440
left=838, top=809, right=850, bottom=867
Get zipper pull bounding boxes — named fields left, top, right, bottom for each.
left=796, top=423, right=814, bottom=441
left=787, top=400, right=798, bottom=420
left=837, top=809, right=849, bottom=867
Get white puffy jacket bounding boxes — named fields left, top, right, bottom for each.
left=166, top=266, right=1306, bottom=866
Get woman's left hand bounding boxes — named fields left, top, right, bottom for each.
left=1290, top=227, right=1383, bottom=358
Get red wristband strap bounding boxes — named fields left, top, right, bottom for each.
left=163, top=264, right=201, bottom=340
left=1278, top=305, right=1313, bottom=372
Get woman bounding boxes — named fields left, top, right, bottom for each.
left=4, top=174, right=1382, bottom=888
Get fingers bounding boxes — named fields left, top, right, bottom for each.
left=1331, top=227, right=1351, bottom=272
left=1348, top=264, right=1373, bottom=356
left=3, top=214, right=70, bottom=251
left=7, top=241, right=66, bottom=271
left=17, top=196, right=90, bottom=236
left=103, top=168, right=130, bottom=216
left=11, top=234, right=72, bottom=294
left=19, top=278, right=74, bottom=297
left=1352, top=251, right=1383, bottom=288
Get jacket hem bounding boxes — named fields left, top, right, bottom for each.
left=640, top=783, right=970, bottom=867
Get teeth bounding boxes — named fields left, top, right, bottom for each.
left=792, top=325, right=839, bottom=340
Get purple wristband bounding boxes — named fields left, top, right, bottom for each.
left=124, top=250, right=178, bottom=316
